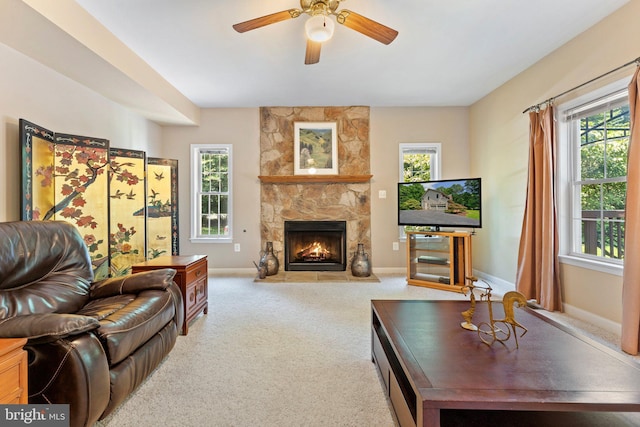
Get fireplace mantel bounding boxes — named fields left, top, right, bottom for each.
left=258, top=174, right=372, bottom=184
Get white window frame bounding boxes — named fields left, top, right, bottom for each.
left=556, top=78, right=629, bottom=276
left=190, top=144, right=232, bottom=243
left=398, top=142, right=441, bottom=183
left=398, top=142, right=441, bottom=239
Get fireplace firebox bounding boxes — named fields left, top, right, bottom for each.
left=284, top=221, right=347, bottom=271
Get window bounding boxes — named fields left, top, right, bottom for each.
left=191, top=144, right=232, bottom=242
left=398, top=143, right=441, bottom=236
left=399, top=143, right=440, bottom=183
left=557, top=81, right=629, bottom=274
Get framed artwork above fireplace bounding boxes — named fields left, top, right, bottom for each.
left=294, top=122, right=337, bottom=175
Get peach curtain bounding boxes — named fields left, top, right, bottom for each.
left=622, top=66, right=640, bottom=355
left=516, top=106, right=562, bottom=311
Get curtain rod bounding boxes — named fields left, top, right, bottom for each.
left=522, top=56, right=640, bottom=114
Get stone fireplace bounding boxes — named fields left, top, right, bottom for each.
left=284, top=220, right=347, bottom=271
left=259, top=106, right=371, bottom=273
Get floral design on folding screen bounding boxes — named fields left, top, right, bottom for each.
left=20, top=119, right=179, bottom=280
left=109, top=148, right=147, bottom=276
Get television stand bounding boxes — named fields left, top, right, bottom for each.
left=406, top=231, right=471, bottom=292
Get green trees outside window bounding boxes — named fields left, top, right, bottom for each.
left=192, top=144, right=232, bottom=240
left=577, top=104, right=629, bottom=260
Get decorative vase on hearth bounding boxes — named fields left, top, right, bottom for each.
left=351, top=243, right=371, bottom=277
left=259, top=241, right=279, bottom=276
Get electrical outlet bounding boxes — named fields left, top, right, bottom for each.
left=234, top=243, right=241, bottom=252
left=392, top=242, right=399, bottom=251
left=379, top=190, right=387, bottom=199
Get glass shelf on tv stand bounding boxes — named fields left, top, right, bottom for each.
left=406, top=231, right=472, bottom=292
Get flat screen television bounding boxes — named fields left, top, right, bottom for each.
left=398, top=178, right=481, bottom=229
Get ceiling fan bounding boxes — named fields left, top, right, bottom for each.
left=232, top=0, right=398, bottom=65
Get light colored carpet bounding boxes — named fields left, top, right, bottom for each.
left=97, top=274, right=467, bottom=427
left=97, top=274, right=639, bottom=426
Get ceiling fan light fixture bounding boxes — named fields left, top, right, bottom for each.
left=305, top=14, right=335, bottom=42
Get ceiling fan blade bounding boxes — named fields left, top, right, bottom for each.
left=336, top=9, right=398, bottom=45
left=305, top=39, right=321, bottom=64
left=232, top=9, right=300, bottom=33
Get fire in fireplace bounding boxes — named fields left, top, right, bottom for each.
left=297, top=241, right=331, bottom=261
left=284, top=221, right=347, bottom=271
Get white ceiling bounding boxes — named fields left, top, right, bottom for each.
left=71, top=0, right=629, bottom=110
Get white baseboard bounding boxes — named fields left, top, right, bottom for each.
left=473, top=270, right=622, bottom=336
left=562, top=303, right=622, bottom=336
left=473, top=269, right=515, bottom=296
left=372, top=267, right=406, bottom=275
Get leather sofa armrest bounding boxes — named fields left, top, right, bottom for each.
left=89, top=268, right=177, bottom=299
left=0, top=313, right=99, bottom=343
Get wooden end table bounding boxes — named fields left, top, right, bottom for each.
left=132, top=255, right=208, bottom=335
left=0, top=338, right=28, bottom=404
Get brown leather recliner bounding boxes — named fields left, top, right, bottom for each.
left=0, top=221, right=184, bottom=426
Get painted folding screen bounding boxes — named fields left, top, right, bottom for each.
left=20, top=120, right=180, bottom=277
left=147, top=157, right=179, bottom=259
left=20, top=119, right=55, bottom=221
left=20, top=119, right=111, bottom=280
left=109, top=148, right=147, bottom=276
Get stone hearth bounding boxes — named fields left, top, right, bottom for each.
left=259, top=106, right=371, bottom=271
left=256, top=271, right=380, bottom=283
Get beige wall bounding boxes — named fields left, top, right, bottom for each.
left=370, top=107, right=470, bottom=269
left=469, top=0, right=640, bottom=327
left=0, top=43, right=162, bottom=222
left=160, top=107, right=470, bottom=271
left=160, top=108, right=262, bottom=270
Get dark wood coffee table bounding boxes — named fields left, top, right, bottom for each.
left=371, top=300, right=640, bottom=427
